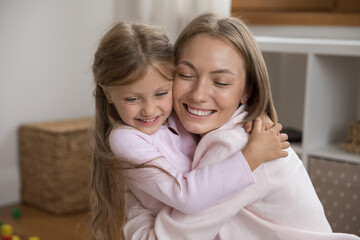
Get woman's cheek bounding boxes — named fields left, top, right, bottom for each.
left=173, top=79, right=190, bottom=101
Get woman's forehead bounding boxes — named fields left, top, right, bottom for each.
left=177, top=34, right=245, bottom=73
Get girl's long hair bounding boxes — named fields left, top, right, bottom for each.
left=90, top=22, right=173, bottom=240
left=174, top=13, right=277, bottom=123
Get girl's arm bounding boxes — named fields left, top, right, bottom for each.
left=110, top=127, right=255, bottom=215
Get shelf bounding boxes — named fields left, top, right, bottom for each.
left=255, top=35, right=360, bottom=237
left=255, top=36, right=360, bottom=56
left=257, top=36, right=360, bottom=168
left=308, top=144, right=360, bottom=165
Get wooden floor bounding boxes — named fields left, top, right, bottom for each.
left=0, top=204, right=91, bottom=239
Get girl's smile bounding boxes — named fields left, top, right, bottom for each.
left=105, top=66, right=173, bottom=135
left=135, top=116, right=161, bottom=126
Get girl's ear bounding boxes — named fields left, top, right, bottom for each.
left=103, top=88, right=113, bottom=104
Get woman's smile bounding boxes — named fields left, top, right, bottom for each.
left=173, top=34, right=248, bottom=135
left=184, top=104, right=216, bottom=118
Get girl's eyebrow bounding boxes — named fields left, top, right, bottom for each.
left=177, top=60, right=235, bottom=76
left=157, top=82, right=173, bottom=90
left=123, top=82, right=172, bottom=96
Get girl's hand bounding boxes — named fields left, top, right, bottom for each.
left=242, top=118, right=290, bottom=171
left=244, top=112, right=273, bottom=133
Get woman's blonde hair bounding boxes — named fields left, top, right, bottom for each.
left=174, top=13, right=277, bottom=123
left=91, top=21, right=173, bottom=240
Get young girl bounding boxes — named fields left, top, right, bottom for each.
left=90, top=21, right=288, bottom=240
left=123, top=13, right=360, bottom=240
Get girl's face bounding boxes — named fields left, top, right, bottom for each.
left=105, top=66, right=173, bottom=135
left=173, top=34, right=248, bottom=135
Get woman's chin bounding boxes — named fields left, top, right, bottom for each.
left=181, top=122, right=209, bottom=136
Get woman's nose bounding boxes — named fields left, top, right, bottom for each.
left=189, top=77, right=210, bottom=103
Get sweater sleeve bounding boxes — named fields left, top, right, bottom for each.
left=110, top=127, right=255, bottom=215
left=123, top=190, right=157, bottom=240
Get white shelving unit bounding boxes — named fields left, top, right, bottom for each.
left=256, top=36, right=360, bottom=168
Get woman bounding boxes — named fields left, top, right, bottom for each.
left=123, top=13, right=360, bottom=240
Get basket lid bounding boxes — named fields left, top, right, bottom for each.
left=20, top=117, right=93, bottom=134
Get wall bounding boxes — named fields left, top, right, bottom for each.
left=0, top=0, right=115, bottom=206
left=0, top=0, right=232, bottom=208
left=113, top=0, right=231, bottom=43
left=1, top=1, right=359, bottom=208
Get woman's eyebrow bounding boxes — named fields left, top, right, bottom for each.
left=177, top=60, right=195, bottom=70
left=210, top=69, right=235, bottom=76
left=178, top=61, right=235, bottom=76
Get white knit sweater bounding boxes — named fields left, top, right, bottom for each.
left=124, top=105, right=360, bottom=240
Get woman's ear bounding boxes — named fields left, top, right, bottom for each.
left=240, top=83, right=251, bottom=105
left=240, top=92, right=249, bottom=105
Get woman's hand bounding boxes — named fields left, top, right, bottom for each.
left=244, top=112, right=274, bottom=133
left=242, top=118, right=290, bottom=171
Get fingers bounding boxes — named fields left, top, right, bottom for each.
left=253, top=117, right=262, bottom=132
left=279, top=133, right=290, bottom=149
left=281, top=141, right=290, bottom=149
left=279, top=133, right=288, bottom=142
left=271, top=123, right=283, bottom=133
left=244, top=121, right=253, bottom=133
left=260, top=118, right=266, bottom=131
left=279, top=150, right=289, bottom=158
left=259, top=112, right=274, bottom=130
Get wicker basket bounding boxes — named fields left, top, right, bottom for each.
left=19, top=117, right=93, bottom=214
left=342, top=121, right=360, bottom=154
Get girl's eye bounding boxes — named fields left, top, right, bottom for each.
left=125, top=97, right=140, bottom=103
left=155, top=91, right=168, bottom=97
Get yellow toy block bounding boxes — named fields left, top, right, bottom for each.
left=1, top=224, right=13, bottom=236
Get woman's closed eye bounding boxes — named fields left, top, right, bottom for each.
left=214, top=81, right=230, bottom=86
left=177, top=72, right=194, bottom=79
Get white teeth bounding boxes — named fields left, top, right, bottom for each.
left=187, top=106, right=213, bottom=116
left=141, top=117, right=157, bottom=122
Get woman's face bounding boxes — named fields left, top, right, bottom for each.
left=173, top=34, right=248, bottom=135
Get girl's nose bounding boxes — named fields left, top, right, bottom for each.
left=141, top=100, right=156, bottom=116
